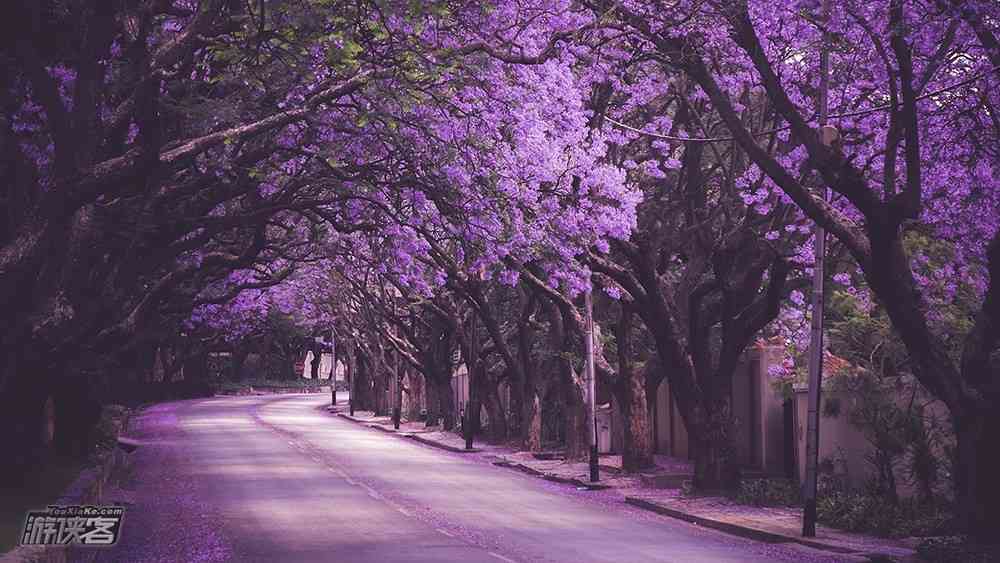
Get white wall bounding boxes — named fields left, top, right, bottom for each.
left=301, top=352, right=344, bottom=380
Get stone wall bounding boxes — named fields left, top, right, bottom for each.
left=300, top=352, right=344, bottom=380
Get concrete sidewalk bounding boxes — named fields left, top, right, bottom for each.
left=625, top=490, right=917, bottom=560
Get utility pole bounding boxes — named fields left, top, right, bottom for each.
left=465, top=314, right=478, bottom=451
left=348, top=336, right=356, bottom=417
left=395, top=291, right=405, bottom=429
left=393, top=364, right=402, bottom=429
left=585, top=287, right=599, bottom=482
left=330, top=328, right=337, bottom=407
left=464, top=395, right=474, bottom=450
left=803, top=0, right=836, bottom=538
left=392, top=312, right=402, bottom=430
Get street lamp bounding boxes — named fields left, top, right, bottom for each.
left=465, top=314, right=478, bottom=451
left=393, top=341, right=401, bottom=430
left=349, top=335, right=356, bottom=417
left=585, top=287, right=599, bottom=482
left=803, top=0, right=836, bottom=538
left=330, top=328, right=337, bottom=408
left=391, top=290, right=402, bottom=430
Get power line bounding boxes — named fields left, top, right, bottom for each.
left=604, top=65, right=1000, bottom=143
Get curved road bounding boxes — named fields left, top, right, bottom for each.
left=88, top=394, right=852, bottom=563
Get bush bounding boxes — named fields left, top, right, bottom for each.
left=90, top=404, right=128, bottom=449
left=733, top=478, right=801, bottom=507
left=815, top=474, right=953, bottom=537
left=916, top=536, right=1000, bottom=562
left=211, top=377, right=332, bottom=394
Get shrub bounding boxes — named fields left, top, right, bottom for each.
left=916, top=536, right=1000, bottom=562
left=815, top=474, right=953, bottom=537
left=733, top=478, right=801, bottom=507
left=90, top=404, right=128, bottom=449
left=211, top=377, right=332, bottom=394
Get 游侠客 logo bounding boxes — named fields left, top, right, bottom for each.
left=20, top=505, right=124, bottom=546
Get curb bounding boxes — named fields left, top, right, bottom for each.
left=368, top=424, right=398, bottom=434
left=405, top=433, right=482, bottom=453
left=544, top=474, right=611, bottom=490
left=493, top=460, right=544, bottom=477
left=335, top=410, right=609, bottom=489
left=216, top=386, right=330, bottom=396
left=624, top=497, right=865, bottom=555
left=335, top=412, right=374, bottom=424
left=493, top=460, right=610, bottom=491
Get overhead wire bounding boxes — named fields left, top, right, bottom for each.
left=603, top=65, right=1000, bottom=143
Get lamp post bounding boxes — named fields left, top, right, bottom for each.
left=803, top=0, right=836, bottom=537
left=391, top=291, right=402, bottom=429
left=348, top=336, right=356, bottom=417
left=465, top=314, right=478, bottom=450
left=330, top=328, right=337, bottom=407
left=392, top=336, right=401, bottom=430
left=585, top=287, right=599, bottom=482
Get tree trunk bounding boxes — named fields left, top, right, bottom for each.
left=393, top=362, right=403, bottom=424
left=542, top=295, right=589, bottom=458
left=954, top=408, right=1000, bottom=539
left=330, top=346, right=338, bottom=405
left=617, top=375, right=654, bottom=471
left=353, top=353, right=371, bottom=411
left=522, top=389, right=542, bottom=451
left=484, top=379, right=508, bottom=443
left=363, top=358, right=377, bottom=411
left=367, top=349, right=382, bottom=416
left=52, top=369, right=102, bottom=459
left=374, top=370, right=389, bottom=416
left=468, top=370, right=483, bottom=436
left=515, top=291, right=537, bottom=447
left=133, top=341, right=159, bottom=387
left=368, top=340, right=389, bottom=416
left=636, top=293, right=744, bottom=492
left=309, top=342, right=322, bottom=380
left=538, top=294, right=589, bottom=458
left=464, top=368, right=479, bottom=444
left=691, top=390, right=740, bottom=491
left=424, top=375, right=439, bottom=427
left=616, top=308, right=654, bottom=471
left=437, top=377, right=456, bottom=431
left=404, top=369, right=424, bottom=421
left=0, top=338, right=55, bottom=481
left=464, top=318, right=483, bottom=440
left=278, top=350, right=297, bottom=381
left=183, top=350, right=209, bottom=382
left=507, top=370, right=524, bottom=440
left=346, top=339, right=356, bottom=415
left=230, top=347, right=249, bottom=381
left=563, top=375, right=589, bottom=460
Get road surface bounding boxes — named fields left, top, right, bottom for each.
left=88, top=394, right=853, bottom=562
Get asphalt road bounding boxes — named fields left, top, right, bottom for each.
left=87, top=394, right=854, bottom=563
